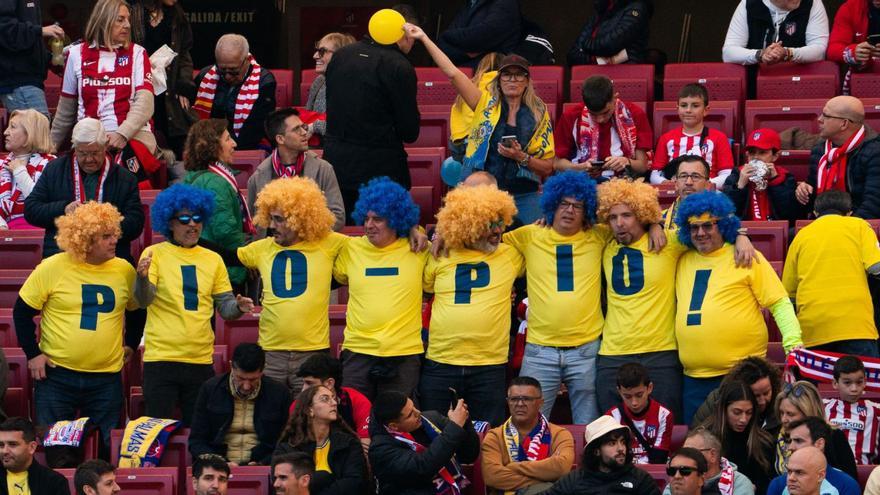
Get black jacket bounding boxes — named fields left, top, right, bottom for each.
left=568, top=0, right=653, bottom=65
left=23, top=154, right=144, bottom=261
left=538, top=464, right=660, bottom=495
left=194, top=64, right=276, bottom=150
left=274, top=428, right=368, bottom=495
left=437, top=0, right=522, bottom=67
left=0, top=461, right=70, bottom=495
left=323, top=38, right=419, bottom=190
left=722, top=166, right=799, bottom=222
left=746, top=0, right=812, bottom=50
left=188, top=373, right=291, bottom=465
left=807, top=129, right=880, bottom=219
left=368, top=411, right=480, bottom=495
left=0, top=0, right=48, bottom=90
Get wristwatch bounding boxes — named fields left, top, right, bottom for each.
left=518, top=154, right=531, bottom=168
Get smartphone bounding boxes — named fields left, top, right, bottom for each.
left=591, top=159, right=606, bottom=168
left=869, top=34, right=880, bottom=45
left=501, top=135, right=517, bottom=147
left=448, top=387, right=460, bottom=410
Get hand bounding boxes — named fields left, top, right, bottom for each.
left=447, top=398, right=469, bottom=427
left=856, top=41, right=874, bottom=63
left=647, top=223, right=667, bottom=253
left=236, top=294, right=254, bottom=313
left=409, top=226, right=429, bottom=253
left=402, top=23, right=427, bottom=42
left=766, top=162, right=778, bottom=179
left=734, top=234, right=756, bottom=268
left=177, top=95, right=190, bottom=110
left=738, top=163, right=755, bottom=189
left=28, top=354, right=55, bottom=381
left=227, top=462, right=239, bottom=467
left=762, top=42, right=786, bottom=64
left=41, top=24, right=64, bottom=39
left=533, top=217, right=548, bottom=228
left=4, top=156, right=28, bottom=173
left=107, top=132, right=128, bottom=151
left=64, top=200, right=82, bottom=215
left=123, top=346, right=135, bottom=364
left=497, top=140, right=522, bottom=160
left=795, top=181, right=814, bottom=205
left=429, top=233, right=448, bottom=259
left=136, top=252, right=152, bottom=278
left=603, top=156, right=629, bottom=173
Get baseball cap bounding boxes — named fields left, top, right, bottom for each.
left=497, top=54, right=530, bottom=75
left=746, top=128, right=781, bottom=151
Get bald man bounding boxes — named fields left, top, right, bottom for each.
left=193, top=34, right=277, bottom=150
left=786, top=447, right=827, bottom=495
left=796, top=95, right=880, bottom=218
left=461, top=171, right=498, bottom=188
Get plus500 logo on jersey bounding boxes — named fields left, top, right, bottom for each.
left=84, top=76, right=132, bottom=87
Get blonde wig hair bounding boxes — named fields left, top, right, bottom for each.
left=436, top=184, right=517, bottom=249
left=8, top=109, right=54, bottom=154
left=319, top=32, right=356, bottom=51
left=85, top=0, right=131, bottom=49
left=596, top=179, right=662, bottom=225
left=55, top=202, right=123, bottom=262
left=253, top=177, right=334, bottom=242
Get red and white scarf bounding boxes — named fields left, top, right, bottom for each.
left=816, top=126, right=865, bottom=193
left=502, top=414, right=551, bottom=463
left=0, top=152, right=52, bottom=221
left=207, top=162, right=256, bottom=235
left=72, top=154, right=111, bottom=203
left=786, top=348, right=880, bottom=392
left=573, top=99, right=638, bottom=165
left=271, top=149, right=305, bottom=179
left=386, top=416, right=468, bottom=494
left=193, top=54, right=261, bottom=137
left=749, top=186, right=772, bottom=221
left=717, top=457, right=736, bottom=495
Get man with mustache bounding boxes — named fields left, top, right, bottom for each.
left=0, top=418, right=68, bottom=494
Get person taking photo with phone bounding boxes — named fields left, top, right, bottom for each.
left=827, top=0, right=880, bottom=93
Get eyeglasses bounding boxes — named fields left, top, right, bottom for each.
left=783, top=382, right=808, bottom=398
left=75, top=149, right=104, bottom=159
left=218, top=58, right=247, bottom=77
left=314, top=46, right=334, bottom=57
left=174, top=214, right=203, bottom=224
left=666, top=466, right=700, bottom=477
left=506, top=396, right=541, bottom=404
left=499, top=71, right=529, bottom=82
left=688, top=221, right=717, bottom=233
left=315, top=395, right=338, bottom=404
left=487, top=219, right=505, bottom=230
left=821, top=112, right=853, bottom=123
left=676, top=173, right=706, bottom=182
left=289, top=123, right=310, bottom=135
left=558, top=201, right=585, bottom=211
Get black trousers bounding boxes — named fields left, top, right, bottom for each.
left=143, top=361, right=214, bottom=426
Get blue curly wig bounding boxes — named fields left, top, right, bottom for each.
left=540, top=171, right=597, bottom=226
left=675, top=191, right=741, bottom=248
left=352, top=177, right=420, bottom=237
left=151, top=184, right=216, bottom=239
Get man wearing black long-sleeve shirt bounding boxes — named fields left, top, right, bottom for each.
left=437, top=0, right=522, bottom=68
left=323, top=6, right=420, bottom=224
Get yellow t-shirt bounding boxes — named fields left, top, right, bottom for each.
left=315, top=440, right=332, bottom=472
left=783, top=215, right=880, bottom=347
left=675, top=244, right=786, bottom=378
left=423, top=244, right=524, bottom=366
left=333, top=236, right=427, bottom=357
left=502, top=224, right=609, bottom=347
left=237, top=234, right=347, bottom=351
left=601, top=233, right=688, bottom=355
left=18, top=253, right=137, bottom=373
left=140, top=242, right=232, bottom=364
left=7, top=470, right=28, bottom=495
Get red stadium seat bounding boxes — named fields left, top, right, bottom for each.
left=111, top=429, right=190, bottom=491
left=407, top=147, right=445, bottom=220
left=45, top=72, right=62, bottom=115
left=769, top=261, right=783, bottom=278
left=767, top=341, right=785, bottom=366
left=741, top=220, right=788, bottom=263
left=185, top=465, right=272, bottom=495
left=3, top=387, right=27, bottom=419
left=0, top=269, right=30, bottom=309
left=417, top=80, right=460, bottom=107
left=329, top=305, right=346, bottom=358
left=663, top=63, right=747, bottom=103
left=563, top=424, right=587, bottom=465
left=570, top=64, right=654, bottom=105
left=861, top=98, right=880, bottom=132
left=271, top=69, right=294, bottom=108
left=652, top=100, right=739, bottom=142
left=299, top=69, right=320, bottom=105
left=410, top=186, right=436, bottom=226
left=756, top=61, right=840, bottom=100
left=137, top=189, right=162, bottom=256
left=744, top=99, right=824, bottom=135
left=638, top=464, right=670, bottom=490
left=214, top=307, right=261, bottom=350
left=230, top=150, right=268, bottom=189
left=0, top=309, right=17, bottom=347
left=115, top=467, right=177, bottom=495
left=411, top=109, right=451, bottom=149
left=849, top=61, right=880, bottom=98
left=670, top=424, right=688, bottom=452
left=0, top=231, right=43, bottom=270
left=652, top=183, right=678, bottom=210
left=129, top=386, right=145, bottom=420
left=4, top=348, right=30, bottom=402
left=415, top=67, right=473, bottom=81
left=858, top=465, right=877, bottom=490
left=775, top=150, right=812, bottom=183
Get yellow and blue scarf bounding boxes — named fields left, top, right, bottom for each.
left=118, top=416, right=181, bottom=468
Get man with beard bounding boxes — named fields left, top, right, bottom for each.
left=540, top=415, right=660, bottom=494
left=191, top=454, right=229, bottom=495
left=272, top=452, right=314, bottom=495
left=0, top=418, right=68, bottom=494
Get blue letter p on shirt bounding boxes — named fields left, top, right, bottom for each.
left=81, top=284, right=116, bottom=330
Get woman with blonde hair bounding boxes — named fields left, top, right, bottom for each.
left=449, top=52, right=502, bottom=162
left=406, top=24, right=554, bottom=223
left=1, top=109, right=55, bottom=229
left=773, top=380, right=857, bottom=479
left=50, top=0, right=159, bottom=185
left=306, top=32, right=356, bottom=140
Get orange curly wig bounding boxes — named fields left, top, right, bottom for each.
left=253, top=177, right=335, bottom=242
left=55, top=201, right=123, bottom=262
left=436, top=184, right=517, bottom=249
left=596, top=178, right=661, bottom=225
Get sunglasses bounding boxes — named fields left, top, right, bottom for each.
left=666, top=466, right=699, bottom=477
left=783, top=382, right=808, bottom=398
left=688, top=221, right=717, bottom=233
left=487, top=219, right=505, bottom=230
left=314, top=46, right=334, bottom=57
left=174, top=214, right=203, bottom=224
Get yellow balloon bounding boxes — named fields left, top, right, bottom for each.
left=368, top=9, right=405, bottom=45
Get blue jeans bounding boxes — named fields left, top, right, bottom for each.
left=682, top=375, right=723, bottom=426
left=811, top=339, right=880, bottom=359
left=513, top=191, right=543, bottom=225
left=519, top=339, right=600, bottom=425
left=34, top=366, right=123, bottom=447
left=0, top=85, right=49, bottom=118
left=596, top=350, right=683, bottom=422
left=419, top=359, right=507, bottom=427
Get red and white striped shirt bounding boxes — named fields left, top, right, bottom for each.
left=0, top=153, right=53, bottom=224
left=61, top=42, right=153, bottom=134
left=651, top=127, right=735, bottom=176
left=824, top=397, right=880, bottom=464
left=606, top=399, right=674, bottom=464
